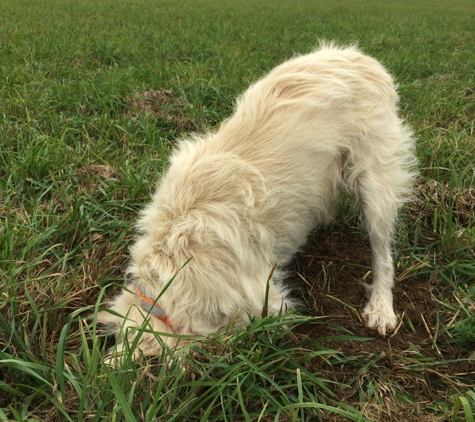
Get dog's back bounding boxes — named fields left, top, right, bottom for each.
left=197, top=44, right=412, bottom=260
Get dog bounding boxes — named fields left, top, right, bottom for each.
left=97, top=44, right=416, bottom=359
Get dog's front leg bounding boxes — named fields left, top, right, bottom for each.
left=356, top=169, right=403, bottom=335
left=362, top=236, right=397, bottom=335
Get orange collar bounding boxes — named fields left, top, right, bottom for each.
left=136, top=287, right=174, bottom=328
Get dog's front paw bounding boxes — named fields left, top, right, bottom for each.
left=362, top=300, right=397, bottom=336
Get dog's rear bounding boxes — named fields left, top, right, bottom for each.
left=97, top=44, right=416, bottom=359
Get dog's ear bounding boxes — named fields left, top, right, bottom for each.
left=128, top=237, right=168, bottom=284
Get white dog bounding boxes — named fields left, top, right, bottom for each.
left=97, top=44, right=416, bottom=358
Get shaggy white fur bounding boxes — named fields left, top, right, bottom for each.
left=97, top=44, right=416, bottom=359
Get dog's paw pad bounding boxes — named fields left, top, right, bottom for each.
left=362, top=305, right=397, bottom=336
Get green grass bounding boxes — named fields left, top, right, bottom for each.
left=1, top=0, right=475, bottom=420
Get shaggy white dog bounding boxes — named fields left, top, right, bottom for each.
left=97, top=44, right=416, bottom=358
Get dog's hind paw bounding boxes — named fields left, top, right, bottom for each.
left=362, top=302, right=397, bottom=336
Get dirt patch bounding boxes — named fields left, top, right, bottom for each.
left=288, top=220, right=474, bottom=421
left=125, top=89, right=207, bottom=132
left=76, top=164, right=119, bottom=193
left=291, top=225, right=435, bottom=353
left=77, top=164, right=117, bottom=179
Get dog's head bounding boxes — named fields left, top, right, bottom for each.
left=96, top=285, right=180, bottom=362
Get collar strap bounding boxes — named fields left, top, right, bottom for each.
left=135, top=287, right=174, bottom=328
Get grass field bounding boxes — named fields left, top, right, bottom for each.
left=1, top=0, right=475, bottom=420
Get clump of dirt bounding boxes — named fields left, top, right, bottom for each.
left=125, top=89, right=205, bottom=132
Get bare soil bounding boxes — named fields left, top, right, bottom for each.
left=293, top=225, right=435, bottom=354
left=288, top=221, right=474, bottom=421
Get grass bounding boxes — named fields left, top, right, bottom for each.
left=1, top=0, right=475, bottom=420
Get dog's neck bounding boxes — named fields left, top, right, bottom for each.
left=136, top=287, right=175, bottom=329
